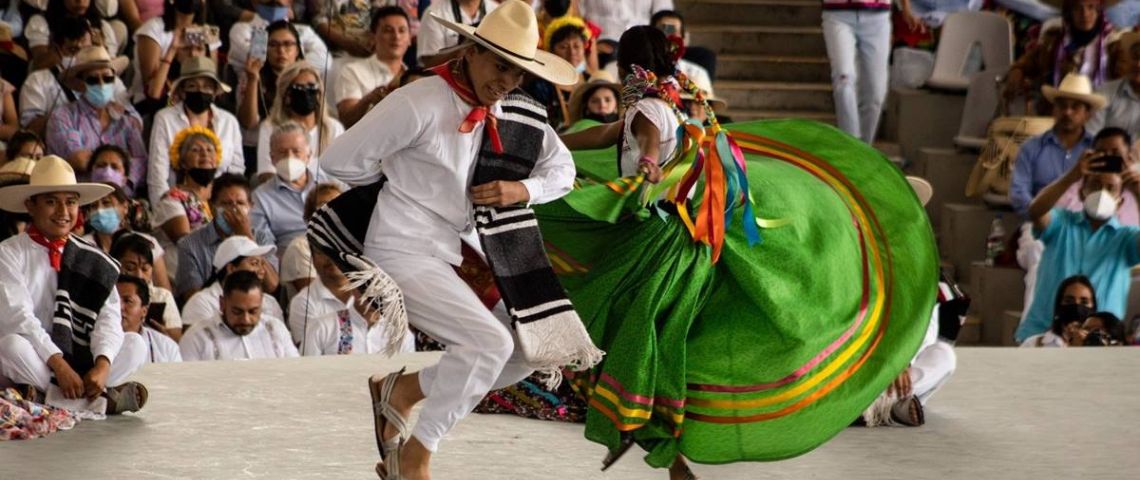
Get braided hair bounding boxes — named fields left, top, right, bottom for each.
left=617, top=26, right=675, bottom=79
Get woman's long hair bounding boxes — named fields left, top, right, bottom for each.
left=270, top=61, right=337, bottom=155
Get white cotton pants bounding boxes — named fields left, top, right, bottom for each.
left=370, top=251, right=535, bottom=452
left=1016, top=222, right=1044, bottom=332
left=909, top=340, right=957, bottom=405
left=0, top=333, right=147, bottom=390
left=822, top=10, right=892, bottom=144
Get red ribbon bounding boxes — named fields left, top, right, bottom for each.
left=430, top=61, right=504, bottom=154
left=27, top=226, right=67, bottom=272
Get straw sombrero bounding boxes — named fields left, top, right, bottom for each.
left=566, top=71, right=621, bottom=124
left=431, top=0, right=578, bottom=86
left=1042, top=73, right=1106, bottom=110
left=170, top=55, right=232, bottom=94
left=0, top=156, right=113, bottom=213
left=61, top=46, right=129, bottom=92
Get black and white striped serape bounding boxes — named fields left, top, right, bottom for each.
left=50, top=235, right=119, bottom=377
left=472, top=93, right=603, bottom=385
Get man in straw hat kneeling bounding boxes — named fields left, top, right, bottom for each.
left=0, top=156, right=148, bottom=415
left=318, top=1, right=602, bottom=478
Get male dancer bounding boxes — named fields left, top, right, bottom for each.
left=320, top=2, right=587, bottom=478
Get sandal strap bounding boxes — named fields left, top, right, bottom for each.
left=373, top=367, right=410, bottom=438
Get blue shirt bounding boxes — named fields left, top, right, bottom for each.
left=250, top=170, right=341, bottom=254
left=1008, top=130, right=1094, bottom=218
left=1016, top=208, right=1140, bottom=342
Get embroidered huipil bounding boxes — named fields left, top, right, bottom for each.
left=319, top=76, right=575, bottom=266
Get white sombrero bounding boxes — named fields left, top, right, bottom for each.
left=0, top=156, right=113, bottom=213
left=1042, top=73, right=1106, bottom=111
left=431, top=0, right=578, bottom=86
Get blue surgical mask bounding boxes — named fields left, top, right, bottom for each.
left=575, top=61, right=587, bottom=74
left=84, top=83, right=115, bottom=108
left=255, top=4, right=290, bottom=23
left=89, top=207, right=121, bottom=234
left=214, top=206, right=233, bottom=235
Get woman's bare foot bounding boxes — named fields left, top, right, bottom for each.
left=668, top=456, right=698, bottom=480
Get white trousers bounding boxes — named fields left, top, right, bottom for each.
left=0, top=333, right=147, bottom=390
left=909, top=341, right=957, bottom=405
left=371, top=251, right=534, bottom=452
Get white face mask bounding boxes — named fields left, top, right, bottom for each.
left=275, top=156, right=307, bottom=182
left=1084, top=189, right=1118, bottom=221
left=60, top=55, right=76, bottom=70
left=575, top=61, right=587, bottom=74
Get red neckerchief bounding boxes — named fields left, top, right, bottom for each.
left=429, top=61, right=504, bottom=154
left=27, top=226, right=67, bottom=272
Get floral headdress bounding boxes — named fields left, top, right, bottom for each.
left=169, top=126, right=222, bottom=170
left=619, top=64, right=760, bottom=262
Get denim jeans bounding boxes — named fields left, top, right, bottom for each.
left=822, top=10, right=891, bottom=143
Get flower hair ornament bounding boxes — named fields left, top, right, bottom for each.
left=169, top=125, right=222, bottom=170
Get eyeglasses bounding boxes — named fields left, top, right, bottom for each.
left=85, top=75, right=116, bottom=85
left=268, top=40, right=298, bottom=49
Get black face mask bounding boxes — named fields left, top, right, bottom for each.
left=183, top=91, right=213, bottom=114
left=288, top=87, right=319, bottom=116
left=584, top=111, right=619, bottom=124
left=174, top=0, right=200, bottom=15
left=186, top=167, right=216, bottom=186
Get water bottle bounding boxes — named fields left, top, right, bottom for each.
left=984, top=215, right=1006, bottom=267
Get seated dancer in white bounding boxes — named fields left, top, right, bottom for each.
left=181, top=236, right=285, bottom=327
left=318, top=2, right=600, bottom=478
left=180, top=270, right=299, bottom=361
left=116, top=275, right=182, bottom=363
left=860, top=177, right=962, bottom=427
left=299, top=249, right=415, bottom=356
left=0, top=156, right=148, bottom=414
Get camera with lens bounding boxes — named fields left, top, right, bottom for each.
left=1083, top=330, right=1112, bottom=347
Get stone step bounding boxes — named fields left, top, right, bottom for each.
left=688, top=25, right=826, bottom=56
left=715, top=80, right=834, bottom=111
left=677, top=0, right=822, bottom=27
left=725, top=109, right=836, bottom=123
left=717, top=54, right=831, bottom=83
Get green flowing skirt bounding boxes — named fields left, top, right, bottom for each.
left=534, top=120, right=938, bottom=467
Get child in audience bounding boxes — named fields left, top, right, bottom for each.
left=110, top=233, right=183, bottom=341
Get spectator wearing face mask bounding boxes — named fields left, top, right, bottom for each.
left=19, top=16, right=128, bottom=138
left=1022, top=275, right=1096, bottom=347
left=131, top=0, right=221, bottom=112
left=234, top=20, right=304, bottom=167
left=1015, top=128, right=1140, bottom=343
left=175, top=173, right=277, bottom=303
left=147, top=56, right=244, bottom=206
left=82, top=184, right=172, bottom=290
left=524, top=15, right=594, bottom=130
left=250, top=122, right=342, bottom=255
left=151, top=126, right=219, bottom=279
left=45, top=46, right=146, bottom=197
left=255, top=61, right=343, bottom=181
left=87, top=144, right=151, bottom=230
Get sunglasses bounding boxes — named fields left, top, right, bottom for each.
left=290, top=83, right=320, bottom=93
left=85, top=75, right=116, bottom=85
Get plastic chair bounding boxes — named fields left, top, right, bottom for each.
left=953, top=66, right=1008, bottom=150
left=925, top=12, right=1014, bottom=91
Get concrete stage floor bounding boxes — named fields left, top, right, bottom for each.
left=2, top=348, right=1137, bottom=480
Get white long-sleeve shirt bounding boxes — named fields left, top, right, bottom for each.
left=147, top=103, right=246, bottom=205
left=141, top=327, right=182, bottom=363
left=181, top=282, right=286, bottom=328
left=577, top=0, right=674, bottom=42
left=180, top=315, right=299, bottom=361
left=295, top=282, right=415, bottom=355
left=0, top=234, right=123, bottom=364
left=319, top=76, right=576, bottom=266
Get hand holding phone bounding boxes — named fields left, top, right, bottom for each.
left=1089, top=153, right=1124, bottom=173
left=250, top=27, right=268, bottom=62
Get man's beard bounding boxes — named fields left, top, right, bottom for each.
left=224, top=320, right=256, bottom=337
